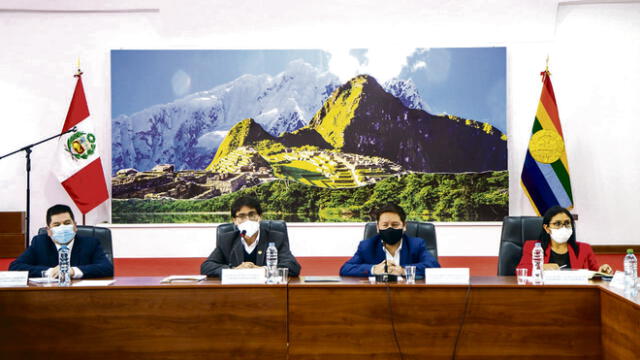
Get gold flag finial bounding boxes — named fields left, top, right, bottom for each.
left=75, top=58, right=83, bottom=77
left=545, top=56, right=549, bottom=73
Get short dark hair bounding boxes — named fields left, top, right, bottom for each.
left=230, top=196, right=262, bottom=218
left=375, top=203, right=406, bottom=223
left=46, top=204, right=75, bottom=226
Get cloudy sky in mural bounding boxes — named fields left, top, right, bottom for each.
left=111, top=48, right=506, bottom=133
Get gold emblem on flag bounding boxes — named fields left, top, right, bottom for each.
left=65, top=131, right=96, bottom=160
left=529, top=129, right=564, bottom=164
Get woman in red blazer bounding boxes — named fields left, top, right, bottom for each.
left=517, top=206, right=612, bottom=274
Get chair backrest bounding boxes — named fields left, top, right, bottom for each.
left=497, top=216, right=543, bottom=275
left=363, top=221, right=438, bottom=259
left=216, top=220, right=290, bottom=246
left=38, top=225, right=114, bottom=263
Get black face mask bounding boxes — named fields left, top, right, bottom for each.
left=379, top=228, right=403, bottom=245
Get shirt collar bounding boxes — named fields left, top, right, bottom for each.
left=52, top=239, right=75, bottom=252
left=382, top=238, right=403, bottom=265
left=240, top=231, right=260, bottom=253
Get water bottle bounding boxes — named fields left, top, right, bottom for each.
left=623, top=249, right=637, bottom=297
left=266, top=242, right=278, bottom=284
left=531, top=242, right=544, bottom=285
left=58, top=245, right=71, bottom=287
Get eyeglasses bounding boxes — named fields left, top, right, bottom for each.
left=235, top=211, right=259, bottom=221
left=549, top=220, right=572, bottom=229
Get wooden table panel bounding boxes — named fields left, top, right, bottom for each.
left=601, top=288, right=640, bottom=360
left=0, top=285, right=287, bottom=360
left=457, top=287, right=602, bottom=360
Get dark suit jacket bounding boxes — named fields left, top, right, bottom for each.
left=8, top=234, right=114, bottom=278
left=201, top=222, right=301, bottom=277
left=340, top=234, right=440, bottom=277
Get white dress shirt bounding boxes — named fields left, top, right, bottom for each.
left=240, top=231, right=261, bottom=256
left=371, top=240, right=403, bottom=274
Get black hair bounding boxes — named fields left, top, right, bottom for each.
left=230, top=196, right=262, bottom=218
left=46, top=204, right=75, bottom=226
left=539, top=205, right=579, bottom=256
left=375, top=203, right=406, bottom=224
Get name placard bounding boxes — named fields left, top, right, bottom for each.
left=543, top=270, right=590, bottom=285
left=425, top=268, right=470, bottom=285
left=221, top=268, right=266, bottom=285
left=0, top=271, right=28, bottom=287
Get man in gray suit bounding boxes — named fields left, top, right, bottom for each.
left=201, top=196, right=301, bottom=277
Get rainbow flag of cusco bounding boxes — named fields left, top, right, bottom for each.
left=520, top=69, right=573, bottom=216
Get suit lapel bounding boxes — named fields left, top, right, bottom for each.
left=374, top=236, right=386, bottom=263
left=399, top=237, right=410, bottom=266
left=45, top=237, right=59, bottom=266
left=227, top=233, right=244, bottom=267
left=255, top=226, right=269, bottom=266
left=69, top=237, right=81, bottom=266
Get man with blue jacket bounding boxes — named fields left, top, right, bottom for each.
left=340, top=203, right=440, bottom=277
left=9, top=204, right=113, bottom=279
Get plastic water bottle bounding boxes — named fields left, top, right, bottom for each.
left=623, top=249, right=637, bottom=297
left=531, top=242, right=544, bottom=285
left=266, top=242, right=278, bottom=284
left=58, top=245, right=71, bottom=287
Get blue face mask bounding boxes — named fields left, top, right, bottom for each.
left=51, top=224, right=75, bottom=245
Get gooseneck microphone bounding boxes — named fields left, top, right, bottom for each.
left=375, top=239, right=398, bottom=283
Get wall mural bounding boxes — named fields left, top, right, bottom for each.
left=111, top=48, right=508, bottom=223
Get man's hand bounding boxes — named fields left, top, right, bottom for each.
left=234, top=262, right=260, bottom=270
left=373, top=260, right=399, bottom=275
left=387, top=264, right=404, bottom=276
left=48, top=266, right=75, bottom=278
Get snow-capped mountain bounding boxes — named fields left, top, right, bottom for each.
left=111, top=59, right=430, bottom=173
left=112, top=60, right=340, bottom=172
left=383, top=78, right=429, bottom=111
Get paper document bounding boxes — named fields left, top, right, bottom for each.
left=73, top=280, right=115, bottom=286
left=304, top=276, right=342, bottom=282
left=29, top=277, right=57, bottom=284
left=161, top=275, right=207, bottom=283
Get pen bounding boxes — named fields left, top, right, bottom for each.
left=559, top=265, right=567, bottom=269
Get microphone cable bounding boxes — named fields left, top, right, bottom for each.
left=451, top=282, right=472, bottom=360
left=384, top=268, right=404, bottom=360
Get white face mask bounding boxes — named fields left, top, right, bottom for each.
left=550, top=227, right=572, bottom=244
left=237, top=220, right=260, bottom=237
left=50, top=224, right=75, bottom=245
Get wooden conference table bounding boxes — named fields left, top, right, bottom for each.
left=0, top=276, right=638, bottom=360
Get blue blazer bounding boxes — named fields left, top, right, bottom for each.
left=340, top=234, right=440, bottom=277
left=9, top=234, right=114, bottom=278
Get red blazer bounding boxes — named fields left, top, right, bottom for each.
left=517, top=240, right=600, bottom=273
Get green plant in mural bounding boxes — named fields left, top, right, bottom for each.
left=112, top=171, right=508, bottom=223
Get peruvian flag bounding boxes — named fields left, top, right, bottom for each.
left=54, top=71, right=109, bottom=214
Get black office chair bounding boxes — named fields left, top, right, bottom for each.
left=363, top=221, right=438, bottom=259
left=497, top=216, right=543, bottom=275
left=216, top=220, right=290, bottom=246
left=38, top=225, right=114, bottom=263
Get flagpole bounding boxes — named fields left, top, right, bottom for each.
left=0, top=126, right=77, bottom=245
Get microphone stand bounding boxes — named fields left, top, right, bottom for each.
left=0, top=126, right=77, bottom=246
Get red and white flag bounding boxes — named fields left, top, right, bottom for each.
left=54, top=70, right=109, bottom=214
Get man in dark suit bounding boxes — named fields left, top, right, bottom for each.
left=201, top=196, right=301, bottom=277
left=9, top=204, right=113, bottom=278
left=340, top=203, right=440, bottom=277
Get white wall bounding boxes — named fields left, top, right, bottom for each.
left=0, top=0, right=638, bottom=258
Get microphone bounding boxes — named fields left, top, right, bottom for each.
left=240, top=230, right=247, bottom=238
left=376, top=240, right=398, bottom=283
